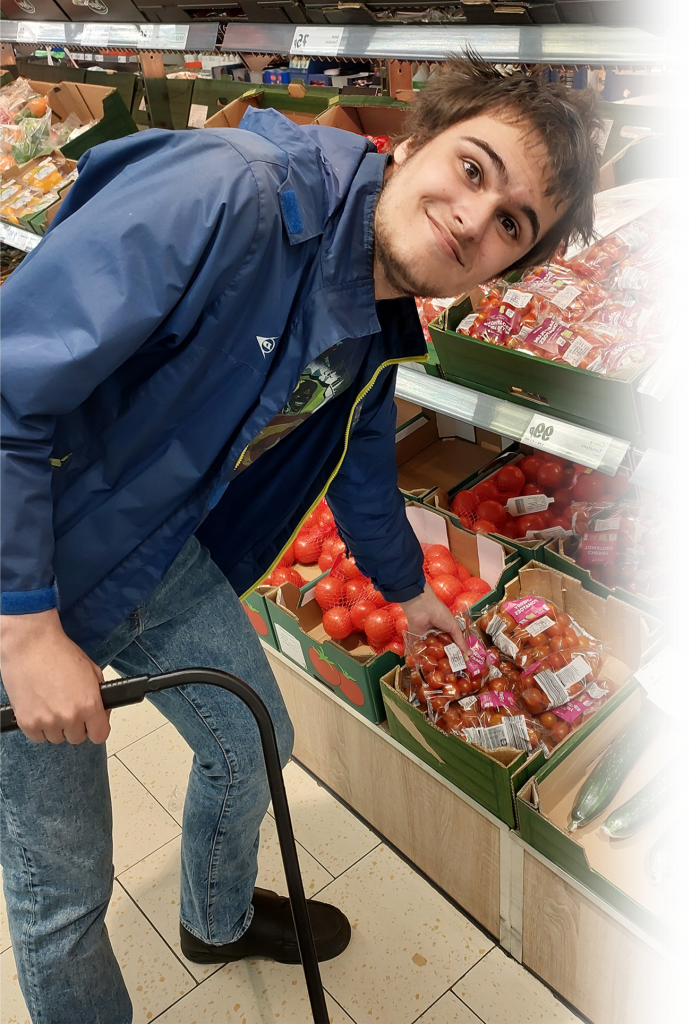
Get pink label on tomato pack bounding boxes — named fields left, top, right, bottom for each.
left=479, top=691, right=517, bottom=710
left=502, top=597, right=552, bottom=625
left=579, top=531, right=618, bottom=566
left=553, top=692, right=598, bottom=722
left=466, top=635, right=488, bottom=676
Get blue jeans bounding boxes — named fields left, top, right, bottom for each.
left=0, top=537, right=294, bottom=1024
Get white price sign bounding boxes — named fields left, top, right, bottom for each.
left=77, top=24, right=111, bottom=46
left=0, top=223, right=41, bottom=253
left=523, top=412, right=612, bottom=470
left=654, top=25, right=687, bottom=65
left=290, top=27, right=345, bottom=56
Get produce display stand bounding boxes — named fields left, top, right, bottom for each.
left=263, top=642, right=670, bottom=1024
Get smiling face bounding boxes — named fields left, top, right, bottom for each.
left=373, top=114, right=564, bottom=300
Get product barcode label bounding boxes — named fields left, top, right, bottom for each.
left=524, top=615, right=556, bottom=637
left=585, top=680, right=608, bottom=699
left=488, top=664, right=503, bottom=681
left=444, top=643, right=467, bottom=672
left=506, top=494, right=552, bottom=516
left=594, top=517, right=621, bottom=532
left=557, top=655, right=591, bottom=687
left=456, top=313, right=478, bottom=333
left=458, top=695, right=477, bottom=710
left=534, top=669, right=570, bottom=708
left=552, top=284, right=581, bottom=309
left=562, top=336, right=592, bottom=367
left=503, top=288, right=533, bottom=308
left=485, top=614, right=505, bottom=637
left=465, top=715, right=531, bottom=752
left=34, top=162, right=56, bottom=181
left=494, top=631, right=518, bottom=659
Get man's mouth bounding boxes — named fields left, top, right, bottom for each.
left=426, top=213, right=463, bottom=266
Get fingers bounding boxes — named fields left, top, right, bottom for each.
left=86, top=707, right=111, bottom=746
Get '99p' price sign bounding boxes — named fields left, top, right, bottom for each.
left=290, top=27, right=344, bottom=56
left=523, top=412, right=612, bottom=470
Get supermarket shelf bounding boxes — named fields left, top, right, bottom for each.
left=220, top=23, right=666, bottom=65
left=0, top=22, right=219, bottom=51
left=394, top=364, right=630, bottom=476
left=0, top=222, right=41, bottom=253
left=630, top=448, right=687, bottom=503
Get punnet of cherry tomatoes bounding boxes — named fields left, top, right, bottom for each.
left=449, top=450, right=631, bottom=543
left=567, top=498, right=666, bottom=601
left=399, top=593, right=611, bottom=757
left=455, top=207, right=667, bottom=376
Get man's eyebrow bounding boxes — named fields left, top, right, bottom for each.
left=462, top=135, right=541, bottom=243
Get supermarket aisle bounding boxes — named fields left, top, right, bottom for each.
left=0, top=695, right=581, bottom=1024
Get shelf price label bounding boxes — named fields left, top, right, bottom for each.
left=654, top=25, right=687, bottom=64
left=290, top=27, right=345, bottom=57
left=0, top=223, right=41, bottom=253
left=523, top=412, right=612, bottom=470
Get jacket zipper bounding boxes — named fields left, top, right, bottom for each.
left=240, top=353, right=428, bottom=600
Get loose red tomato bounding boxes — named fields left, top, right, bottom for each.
left=499, top=521, right=521, bottom=539
left=322, top=535, right=346, bottom=559
left=573, top=471, right=606, bottom=502
left=424, top=544, right=454, bottom=564
left=516, top=514, right=545, bottom=535
left=264, top=566, right=304, bottom=587
left=426, top=555, right=458, bottom=578
left=477, top=499, right=507, bottom=526
left=317, top=552, right=334, bottom=572
left=451, top=490, right=479, bottom=518
left=451, top=592, right=475, bottom=615
left=520, top=455, right=543, bottom=482
left=342, top=578, right=369, bottom=606
left=537, top=461, right=563, bottom=490
left=552, top=487, right=574, bottom=509
left=339, top=556, right=363, bottom=579
left=431, top=574, right=463, bottom=606
left=538, top=510, right=555, bottom=528
left=350, top=598, right=376, bottom=632
left=456, top=564, right=472, bottom=585
left=384, top=637, right=405, bottom=656
left=522, top=483, right=543, bottom=496
left=364, top=608, right=396, bottom=647
left=496, top=465, right=526, bottom=493
left=323, top=606, right=353, bottom=639
left=472, top=479, right=500, bottom=502
left=473, top=518, right=496, bottom=534
left=294, top=532, right=323, bottom=564
left=462, top=577, right=491, bottom=598
left=315, top=576, right=344, bottom=610
left=540, top=454, right=568, bottom=468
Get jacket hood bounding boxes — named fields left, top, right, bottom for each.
left=238, top=107, right=382, bottom=241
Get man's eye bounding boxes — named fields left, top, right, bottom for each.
left=463, top=160, right=481, bottom=183
left=499, top=214, right=519, bottom=239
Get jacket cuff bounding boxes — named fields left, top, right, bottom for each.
left=1, top=584, right=58, bottom=615
left=379, top=577, right=425, bottom=604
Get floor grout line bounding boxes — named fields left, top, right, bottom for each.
left=449, top=986, right=489, bottom=1023
left=107, top=719, right=170, bottom=758
left=112, top=750, right=184, bottom=829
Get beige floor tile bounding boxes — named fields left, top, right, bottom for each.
left=154, top=960, right=355, bottom=1024
left=316, top=844, right=494, bottom=1024
left=414, top=991, right=484, bottom=1024
left=106, top=701, right=169, bottom=756
left=109, top=755, right=181, bottom=874
left=1, top=947, right=30, bottom=1024
left=453, top=947, right=579, bottom=1024
left=106, top=880, right=196, bottom=1024
left=117, top=722, right=193, bottom=825
left=119, top=814, right=333, bottom=983
left=0, top=868, right=9, bottom=954
left=272, top=762, right=381, bottom=877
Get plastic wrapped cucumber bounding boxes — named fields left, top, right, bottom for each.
left=648, top=822, right=678, bottom=884
left=602, top=762, right=674, bottom=839
left=568, top=711, right=661, bottom=832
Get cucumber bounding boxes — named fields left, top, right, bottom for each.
left=602, top=763, right=674, bottom=839
left=667, top=860, right=687, bottom=917
left=648, top=822, right=678, bottom=884
left=568, top=712, right=661, bottom=832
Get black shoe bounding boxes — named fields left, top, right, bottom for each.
left=180, top=887, right=351, bottom=965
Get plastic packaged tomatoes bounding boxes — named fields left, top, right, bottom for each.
left=476, top=596, right=579, bottom=662
left=515, top=644, right=606, bottom=713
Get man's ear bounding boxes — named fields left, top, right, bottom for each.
left=392, top=137, right=413, bottom=166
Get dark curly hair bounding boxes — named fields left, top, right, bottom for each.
left=395, top=54, right=602, bottom=271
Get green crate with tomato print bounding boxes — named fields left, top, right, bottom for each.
left=241, top=586, right=278, bottom=651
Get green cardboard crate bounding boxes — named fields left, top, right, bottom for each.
left=638, top=370, right=687, bottom=458
left=241, top=586, right=278, bottom=650
left=429, top=295, right=651, bottom=446
left=382, top=560, right=662, bottom=824
left=205, top=85, right=336, bottom=131
left=543, top=536, right=663, bottom=619
left=23, top=78, right=137, bottom=161
left=516, top=680, right=671, bottom=945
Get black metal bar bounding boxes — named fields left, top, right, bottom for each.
left=0, top=669, right=330, bottom=1024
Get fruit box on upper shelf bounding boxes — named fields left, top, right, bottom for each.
left=265, top=502, right=520, bottom=724
left=380, top=561, right=662, bottom=828
left=516, top=682, right=674, bottom=946
left=22, top=79, right=137, bottom=161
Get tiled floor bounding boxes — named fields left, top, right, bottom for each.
left=0, top=698, right=581, bottom=1024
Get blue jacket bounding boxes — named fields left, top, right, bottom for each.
left=1, top=110, right=427, bottom=653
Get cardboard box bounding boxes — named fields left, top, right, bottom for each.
left=394, top=409, right=496, bottom=498
left=25, top=78, right=137, bottom=160
left=0, top=151, right=77, bottom=235
left=543, top=535, right=662, bottom=619
left=638, top=370, right=687, bottom=458
left=381, top=560, right=661, bottom=825
left=516, top=683, right=673, bottom=944
left=314, top=96, right=410, bottom=139
left=204, top=84, right=333, bottom=130
left=241, top=585, right=278, bottom=649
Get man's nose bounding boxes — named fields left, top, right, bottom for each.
left=452, top=193, right=496, bottom=247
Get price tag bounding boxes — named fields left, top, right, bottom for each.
left=523, top=413, right=612, bottom=470
left=0, top=223, right=41, bottom=253
left=654, top=25, right=687, bottom=65
left=290, top=27, right=345, bottom=56
left=78, top=25, right=110, bottom=46
left=17, top=22, right=65, bottom=43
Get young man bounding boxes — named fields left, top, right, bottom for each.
left=0, top=58, right=599, bottom=1023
